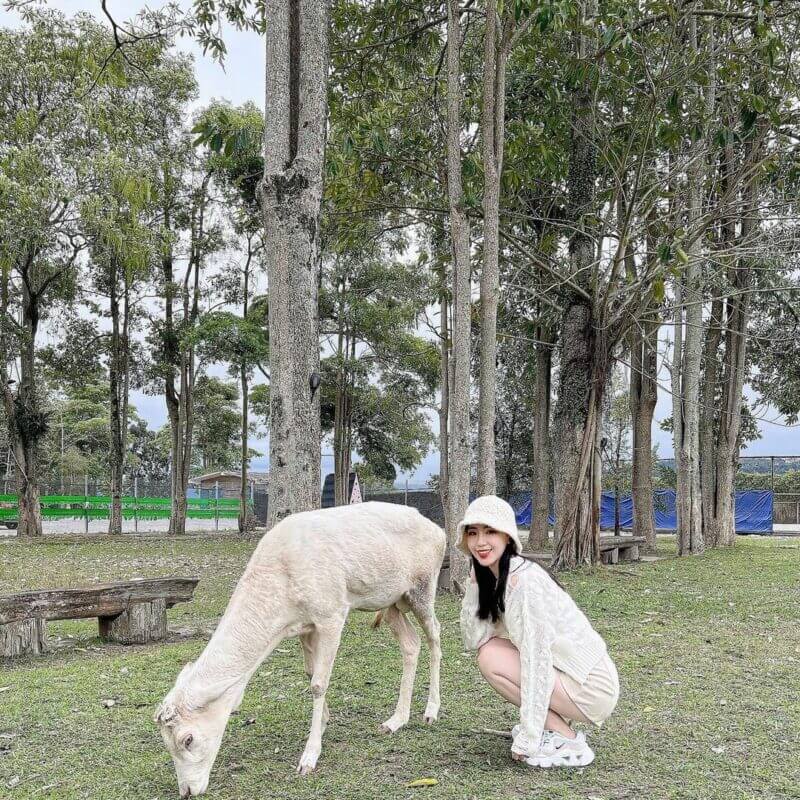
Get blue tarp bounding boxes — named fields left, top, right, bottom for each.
left=513, top=489, right=772, bottom=534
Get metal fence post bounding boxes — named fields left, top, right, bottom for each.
left=84, top=473, right=89, bottom=534
left=215, top=480, right=219, bottom=532
left=134, top=476, right=138, bottom=534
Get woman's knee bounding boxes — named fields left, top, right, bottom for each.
left=476, top=640, right=496, bottom=677
left=477, top=637, right=518, bottom=680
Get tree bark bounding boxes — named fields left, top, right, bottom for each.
left=707, top=133, right=762, bottom=547
left=239, top=248, right=253, bottom=533
left=445, top=0, right=472, bottom=592
left=700, top=298, right=723, bottom=543
left=108, top=259, right=130, bottom=535
left=551, top=304, right=608, bottom=569
left=529, top=326, right=551, bottom=550
left=674, top=15, right=715, bottom=556
left=263, top=0, right=328, bottom=528
left=11, top=278, right=44, bottom=537
left=551, top=0, right=606, bottom=570
left=166, top=179, right=207, bottom=535
left=333, top=282, right=349, bottom=507
left=629, top=318, right=658, bottom=550
left=438, top=260, right=450, bottom=535
left=162, top=243, right=182, bottom=533
left=477, top=0, right=508, bottom=495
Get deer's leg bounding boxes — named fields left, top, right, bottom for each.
left=297, top=617, right=345, bottom=775
left=408, top=578, right=442, bottom=724
left=379, top=604, right=421, bottom=734
left=299, top=629, right=329, bottom=733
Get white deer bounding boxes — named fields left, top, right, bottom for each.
left=155, top=502, right=445, bottom=798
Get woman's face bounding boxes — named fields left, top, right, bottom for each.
left=465, top=524, right=510, bottom=570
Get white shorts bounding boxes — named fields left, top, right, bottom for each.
left=559, top=653, right=620, bottom=726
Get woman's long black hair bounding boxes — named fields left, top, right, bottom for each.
left=472, top=543, right=564, bottom=622
left=473, top=542, right=517, bottom=622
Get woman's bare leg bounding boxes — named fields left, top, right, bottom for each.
left=476, top=637, right=591, bottom=743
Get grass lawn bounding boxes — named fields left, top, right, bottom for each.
left=1, top=533, right=799, bottom=800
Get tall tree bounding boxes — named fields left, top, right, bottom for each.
left=83, top=158, right=155, bottom=533
left=319, top=241, right=438, bottom=501
left=445, top=0, right=473, bottom=591
left=193, top=101, right=268, bottom=531
left=0, top=13, right=111, bottom=535
left=477, top=1, right=532, bottom=495
left=550, top=0, right=605, bottom=568
left=262, top=0, right=330, bottom=527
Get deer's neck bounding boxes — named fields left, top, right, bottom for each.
left=183, top=570, right=299, bottom=706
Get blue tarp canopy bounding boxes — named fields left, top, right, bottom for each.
left=513, top=489, right=772, bottom=535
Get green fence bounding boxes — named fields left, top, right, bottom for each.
left=0, top=493, right=242, bottom=524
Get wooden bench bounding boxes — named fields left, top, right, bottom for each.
left=599, top=535, right=645, bottom=564
left=0, top=577, right=199, bottom=658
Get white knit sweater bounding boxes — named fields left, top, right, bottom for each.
left=460, top=556, right=609, bottom=757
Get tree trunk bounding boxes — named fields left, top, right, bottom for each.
left=438, top=264, right=450, bottom=534
left=263, top=0, right=327, bottom=528
left=12, top=282, right=43, bottom=537
left=108, top=259, right=127, bottom=535
left=477, top=0, right=509, bottom=496
left=551, top=304, right=608, bottom=568
left=239, top=361, right=251, bottom=531
left=529, top=327, right=551, bottom=550
left=700, top=298, right=723, bottom=543
left=445, top=0, right=472, bottom=592
left=239, top=252, right=253, bottom=533
left=708, top=134, right=762, bottom=547
left=674, top=16, right=715, bottom=556
left=551, top=0, right=604, bottom=570
left=629, top=319, right=658, bottom=550
left=592, top=419, right=602, bottom=544
left=333, top=293, right=348, bottom=508
left=165, top=175, right=208, bottom=535
left=161, top=216, right=184, bottom=535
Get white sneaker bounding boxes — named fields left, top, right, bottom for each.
left=525, top=730, right=594, bottom=768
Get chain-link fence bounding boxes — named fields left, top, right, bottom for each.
left=0, top=474, right=252, bottom=533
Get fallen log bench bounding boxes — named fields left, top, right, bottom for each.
left=599, top=535, right=646, bottom=564
left=0, top=577, right=199, bottom=658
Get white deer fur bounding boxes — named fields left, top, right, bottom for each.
left=155, top=502, right=446, bottom=797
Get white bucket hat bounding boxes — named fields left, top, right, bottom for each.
left=456, top=495, right=522, bottom=555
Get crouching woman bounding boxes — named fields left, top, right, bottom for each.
left=458, top=496, right=619, bottom=768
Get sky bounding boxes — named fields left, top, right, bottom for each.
left=4, top=2, right=800, bottom=490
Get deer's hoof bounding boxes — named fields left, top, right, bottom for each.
left=296, top=751, right=319, bottom=775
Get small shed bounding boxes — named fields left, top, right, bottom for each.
left=190, top=470, right=268, bottom=499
